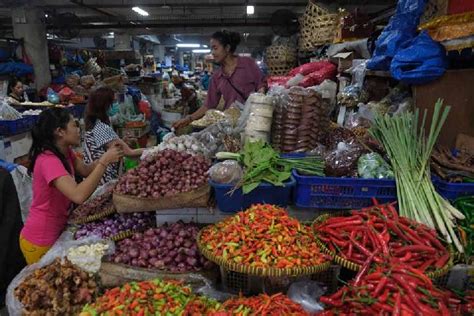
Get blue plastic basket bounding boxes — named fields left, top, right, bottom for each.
left=433, top=176, right=474, bottom=201
left=210, top=177, right=296, bottom=213
left=292, top=170, right=397, bottom=209
left=0, top=117, right=34, bottom=136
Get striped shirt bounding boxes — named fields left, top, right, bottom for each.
left=83, top=120, right=119, bottom=185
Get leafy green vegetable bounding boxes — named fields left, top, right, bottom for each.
left=217, top=140, right=325, bottom=194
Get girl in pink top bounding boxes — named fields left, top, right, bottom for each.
left=20, top=108, right=124, bottom=264
left=173, top=30, right=266, bottom=129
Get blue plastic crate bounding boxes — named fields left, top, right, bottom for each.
left=210, top=177, right=296, bottom=213
left=433, top=176, right=474, bottom=201
left=292, top=170, right=397, bottom=209
left=0, top=117, right=34, bottom=136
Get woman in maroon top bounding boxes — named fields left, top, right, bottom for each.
left=173, top=31, right=265, bottom=129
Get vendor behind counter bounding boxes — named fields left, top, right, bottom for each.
left=6, top=78, right=29, bottom=107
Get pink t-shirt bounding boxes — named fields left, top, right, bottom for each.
left=21, top=149, right=76, bottom=246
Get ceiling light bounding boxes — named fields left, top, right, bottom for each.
left=202, top=44, right=208, bottom=48
left=193, top=49, right=211, bottom=53
left=132, top=6, right=149, bottom=16
left=44, top=13, right=48, bottom=18
left=246, top=5, right=254, bottom=15
left=177, top=43, right=200, bottom=48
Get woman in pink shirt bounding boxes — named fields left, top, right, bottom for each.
left=20, top=108, right=123, bottom=264
left=173, top=30, right=266, bottom=129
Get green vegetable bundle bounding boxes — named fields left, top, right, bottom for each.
left=370, top=99, right=465, bottom=252
left=217, top=140, right=324, bottom=193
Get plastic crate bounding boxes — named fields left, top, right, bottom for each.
left=433, top=176, right=474, bottom=201
left=210, top=177, right=295, bottom=213
left=66, top=103, right=86, bottom=119
left=0, top=117, right=34, bottom=136
left=220, top=265, right=340, bottom=295
left=292, top=170, right=397, bottom=209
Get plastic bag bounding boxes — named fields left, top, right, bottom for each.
left=358, top=152, right=394, bottom=179
left=298, top=62, right=337, bottom=88
left=6, top=232, right=114, bottom=316
left=46, top=88, right=60, bottom=104
left=367, top=0, right=427, bottom=70
left=390, top=31, right=447, bottom=85
left=325, top=141, right=366, bottom=177
left=209, top=160, right=243, bottom=184
left=289, top=61, right=335, bottom=77
left=267, top=76, right=291, bottom=88
left=9, top=165, right=32, bottom=222
left=286, top=73, right=305, bottom=87
left=0, top=99, right=22, bottom=120
left=287, top=280, right=326, bottom=314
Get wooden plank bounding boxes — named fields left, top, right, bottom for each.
left=414, top=69, right=474, bottom=148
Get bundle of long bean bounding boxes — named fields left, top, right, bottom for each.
left=370, top=99, right=465, bottom=252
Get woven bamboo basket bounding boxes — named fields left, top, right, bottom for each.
left=69, top=204, right=116, bottom=225
left=265, top=45, right=297, bottom=76
left=197, top=227, right=331, bottom=278
left=299, top=1, right=339, bottom=50
left=312, top=214, right=454, bottom=280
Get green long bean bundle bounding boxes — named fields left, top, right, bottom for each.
left=370, top=99, right=465, bottom=252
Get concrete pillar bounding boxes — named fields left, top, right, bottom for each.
left=153, top=45, right=165, bottom=64
left=178, top=51, right=184, bottom=67
left=11, top=7, right=51, bottom=90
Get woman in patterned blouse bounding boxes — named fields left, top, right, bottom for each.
left=83, top=87, right=143, bottom=184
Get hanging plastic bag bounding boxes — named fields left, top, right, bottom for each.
left=9, top=165, right=32, bottom=222
left=46, top=88, right=60, bottom=104
left=390, top=31, right=447, bottom=85
left=367, top=0, right=427, bottom=71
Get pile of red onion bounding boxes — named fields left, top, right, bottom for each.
left=110, top=221, right=213, bottom=272
left=115, top=149, right=211, bottom=198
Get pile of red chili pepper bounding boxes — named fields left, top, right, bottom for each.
left=318, top=261, right=472, bottom=315
left=80, top=279, right=221, bottom=316
left=208, top=293, right=310, bottom=316
left=313, top=203, right=450, bottom=273
left=200, top=204, right=328, bottom=269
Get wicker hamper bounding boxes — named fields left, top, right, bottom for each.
left=299, top=1, right=339, bottom=51
left=265, top=44, right=297, bottom=76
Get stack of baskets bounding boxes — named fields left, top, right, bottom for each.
left=265, top=44, right=297, bottom=76
left=299, top=0, right=339, bottom=51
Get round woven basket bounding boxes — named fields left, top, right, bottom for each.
left=69, top=204, right=116, bottom=225
left=299, top=1, right=339, bottom=50
left=312, top=214, right=453, bottom=279
left=197, top=227, right=331, bottom=277
left=265, top=45, right=297, bottom=76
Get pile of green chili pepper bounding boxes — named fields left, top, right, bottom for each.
left=454, top=195, right=474, bottom=263
left=319, top=260, right=468, bottom=315
left=200, top=204, right=328, bottom=269
left=80, top=279, right=221, bottom=316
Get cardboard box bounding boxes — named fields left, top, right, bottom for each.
left=330, top=52, right=354, bottom=72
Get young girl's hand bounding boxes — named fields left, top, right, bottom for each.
left=100, top=144, right=124, bottom=165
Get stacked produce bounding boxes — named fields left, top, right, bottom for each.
left=67, top=242, right=110, bottom=273
left=116, top=149, right=210, bottom=198
left=215, top=293, right=310, bottom=315
left=244, top=93, right=274, bottom=143
left=74, top=212, right=154, bottom=240
left=313, top=203, right=451, bottom=272
left=319, top=261, right=467, bottom=315
left=431, top=146, right=474, bottom=182
left=69, top=189, right=114, bottom=223
left=200, top=204, right=329, bottom=269
left=110, top=221, right=214, bottom=272
left=80, top=279, right=221, bottom=316
left=275, top=86, right=330, bottom=153
left=15, top=258, right=99, bottom=315
left=370, top=100, right=465, bottom=251
left=217, top=140, right=324, bottom=193
left=270, top=89, right=288, bottom=151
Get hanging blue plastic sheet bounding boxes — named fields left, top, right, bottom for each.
left=367, top=0, right=427, bottom=71
left=390, top=31, right=447, bottom=85
left=0, top=62, right=33, bottom=77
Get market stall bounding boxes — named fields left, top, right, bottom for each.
left=2, top=0, right=474, bottom=314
